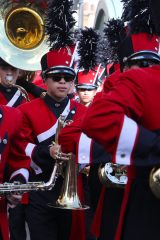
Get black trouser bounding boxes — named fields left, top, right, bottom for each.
left=25, top=178, right=72, bottom=240
left=9, top=204, right=27, bottom=240
left=0, top=231, right=2, bottom=240
left=122, top=167, right=160, bottom=240
left=98, top=188, right=124, bottom=240
left=82, top=174, right=97, bottom=240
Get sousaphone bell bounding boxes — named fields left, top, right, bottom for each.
left=0, top=0, right=49, bottom=70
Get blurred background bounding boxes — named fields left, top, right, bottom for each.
left=73, top=0, right=123, bottom=31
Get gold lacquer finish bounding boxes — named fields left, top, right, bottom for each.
left=48, top=154, right=90, bottom=210
left=5, top=7, right=44, bottom=50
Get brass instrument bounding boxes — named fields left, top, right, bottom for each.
left=0, top=0, right=49, bottom=70
left=98, top=163, right=128, bottom=188
left=6, top=75, right=30, bottom=102
left=149, top=167, right=160, bottom=198
left=48, top=116, right=90, bottom=210
left=49, top=154, right=89, bottom=210
left=0, top=164, right=58, bottom=197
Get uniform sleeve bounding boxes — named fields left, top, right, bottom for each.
left=19, top=109, right=53, bottom=175
left=81, top=71, right=146, bottom=166
left=59, top=119, right=111, bottom=165
left=8, top=110, right=30, bottom=183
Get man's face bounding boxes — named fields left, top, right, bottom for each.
left=77, top=88, right=97, bottom=106
left=0, top=65, right=19, bottom=87
left=45, top=74, right=74, bottom=101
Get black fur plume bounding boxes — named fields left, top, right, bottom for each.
left=77, top=27, right=101, bottom=71
left=103, top=18, right=125, bottom=62
left=149, top=0, right=160, bottom=35
left=121, top=0, right=157, bottom=35
left=45, top=0, right=76, bottom=50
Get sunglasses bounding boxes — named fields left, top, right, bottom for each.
left=47, top=75, right=74, bottom=82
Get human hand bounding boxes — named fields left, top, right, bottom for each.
left=7, top=193, right=23, bottom=208
left=49, top=144, right=61, bottom=159
left=49, top=144, right=70, bottom=161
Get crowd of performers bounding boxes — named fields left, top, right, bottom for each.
left=1, top=0, right=160, bottom=240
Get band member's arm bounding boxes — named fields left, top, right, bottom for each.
left=81, top=69, right=160, bottom=167
left=7, top=108, right=30, bottom=183
left=59, top=119, right=111, bottom=165
left=18, top=109, right=61, bottom=175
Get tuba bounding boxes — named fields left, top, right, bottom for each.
left=0, top=0, right=49, bottom=71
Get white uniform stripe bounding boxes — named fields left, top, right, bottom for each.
left=30, top=161, right=42, bottom=175
left=10, top=168, right=29, bottom=182
left=37, top=100, right=71, bottom=143
left=115, top=115, right=138, bottom=165
left=25, top=143, right=36, bottom=158
left=25, top=144, right=42, bottom=175
left=6, top=90, right=21, bottom=107
left=78, top=133, right=92, bottom=164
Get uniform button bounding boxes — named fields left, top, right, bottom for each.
left=3, top=139, right=7, bottom=144
left=71, top=110, right=75, bottom=114
left=0, top=114, right=2, bottom=118
left=6, top=88, right=11, bottom=92
left=55, top=103, right=60, bottom=107
left=120, top=153, right=126, bottom=158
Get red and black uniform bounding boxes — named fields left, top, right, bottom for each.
left=0, top=105, right=29, bottom=240
left=59, top=69, right=124, bottom=240
left=18, top=94, right=87, bottom=240
left=0, top=84, right=27, bottom=107
left=80, top=65, right=160, bottom=240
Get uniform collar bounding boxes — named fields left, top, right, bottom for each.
left=44, top=93, right=69, bottom=109
left=0, top=83, right=17, bottom=93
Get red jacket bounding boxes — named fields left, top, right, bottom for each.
left=18, top=95, right=88, bottom=240
left=81, top=65, right=160, bottom=238
left=0, top=106, right=29, bottom=240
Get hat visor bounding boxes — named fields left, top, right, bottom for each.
left=45, top=66, right=76, bottom=78
left=76, top=84, right=97, bottom=90
left=126, top=51, right=160, bottom=63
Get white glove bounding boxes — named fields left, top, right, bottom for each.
left=7, top=194, right=23, bottom=208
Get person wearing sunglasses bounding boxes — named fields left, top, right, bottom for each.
left=16, top=46, right=90, bottom=240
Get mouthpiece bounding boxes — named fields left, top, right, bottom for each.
left=6, top=75, right=13, bottom=82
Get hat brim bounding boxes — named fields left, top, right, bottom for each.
left=76, top=84, right=97, bottom=90
left=44, top=66, right=76, bottom=78
left=125, top=51, right=160, bottom=63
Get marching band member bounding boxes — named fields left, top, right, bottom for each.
left=0, top=105, right=30, bottom=240
left=58, top=1, right=160, bottom=239
left=0, top=58, right=29, bottom=106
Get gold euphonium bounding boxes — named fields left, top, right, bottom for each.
left=48, top=116, right=89, bottom=210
